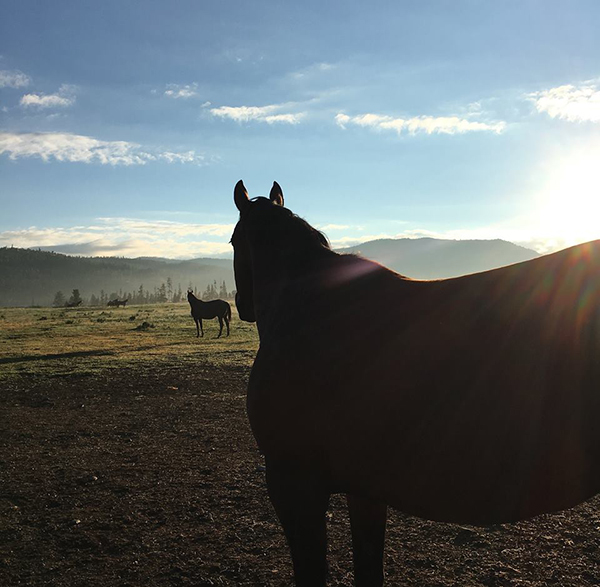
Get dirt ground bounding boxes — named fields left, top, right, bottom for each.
left=3, top=363, right=600, bottom=586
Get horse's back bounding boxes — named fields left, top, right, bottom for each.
left=250, top=241, right=600, bottom=524
left=190, top=298, right=230, bottom=319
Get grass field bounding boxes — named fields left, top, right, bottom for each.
left=2, top=304, right=600, bottom=586
left=0, top=303, right=259, bottom=380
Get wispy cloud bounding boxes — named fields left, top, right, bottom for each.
left=96, top=218, right=234, bottom=237
left=0, top=132, right=212, bottom=166
left=318, top=223, right=352, bottom=231
left=335, top=112, right=506, bottom=135
left=164, top=82, right=199, bottom=99
left=210, top=103, right=305, bottom=124
left=20, top=84, right=76, bottom=108
left=0, top=215, right=572, bottom=258
left=0, top=69, right=31, bottom=88
left=290, top=62, right=335, bottom=80
left=0, top=218, right=235, bottom=258
left=528, top=83, right=600, bottom=123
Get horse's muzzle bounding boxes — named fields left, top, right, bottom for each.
left=235, top=292, right=256, bottom=323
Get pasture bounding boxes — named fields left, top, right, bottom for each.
left=1, top=304, right=600, bottom=586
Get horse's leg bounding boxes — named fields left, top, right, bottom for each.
left=224, top=315, right=230, bottom=336
left=266, top=460, right=330, bottom=586
left=199, top=319, right=203, bottom=337
left=194, top=318, right=200, bottom=338
left=346, top=494, right=387, bottom=587
left=217, top=316, right=223, bottom=338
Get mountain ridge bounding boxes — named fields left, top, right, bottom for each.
left=336, top=237, right=539, bottom=279
left=0, top=237, right=540, bottom=306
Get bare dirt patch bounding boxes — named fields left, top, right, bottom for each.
left=2, top=364, right=600, bottom=586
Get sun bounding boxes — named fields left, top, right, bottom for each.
left=535, top=151, right=600, bottom=247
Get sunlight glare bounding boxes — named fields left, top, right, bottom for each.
left=535, top=150, right=600, bottom=247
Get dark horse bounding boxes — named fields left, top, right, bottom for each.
left=231, top=180, right=600, bottom=586
left=187, top=290, right=231, bottom=338
left=107, top=298, right=128, bottom=307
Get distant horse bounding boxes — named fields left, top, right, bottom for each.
left=107, top=298, right=128, bottom=307
left=64, top=299, right=82, bottom=307
left=187, top=290, right=231, bottom=338
left=231, top=180, right=600, bottom=586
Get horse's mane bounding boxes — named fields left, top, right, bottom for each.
left=237, top=197, right=331, bottom=256
left=281, top=209, right=330, bottom=251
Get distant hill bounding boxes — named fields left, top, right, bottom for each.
left=0, top=238, right=540, bottom=307
left=0, top=248, right=234, bottom=307
left=336, top=237, right=539, bottom=279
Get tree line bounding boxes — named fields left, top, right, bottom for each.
left=53, top=279, right=233, bottom=307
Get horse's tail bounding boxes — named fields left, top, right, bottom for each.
left=226, top=302, right=232, bottom=322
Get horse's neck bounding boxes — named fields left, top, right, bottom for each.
left=251, top=248, right=337, bottom=337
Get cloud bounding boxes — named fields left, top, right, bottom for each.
left=20, top=84, right=76, bottom=108
left=0, top=69, right=30, bottom=88
left=0, top=131, right=211, bottom=166
left=96, top=218, right=234, bottom=237
left=0, top=218, right=236, bottom=258
left=164, top=82, right=199, bottom=99
left=528, top=83, right=600, bottom=123
left=210, top=103, right=305, bottom=124
left=0, top=215, right=575, bottom=259
left=318, top=223, right=352, bottom=231
left=290, top=62, right=335, bottom=80
left=335, top=111, right=506, bottom=135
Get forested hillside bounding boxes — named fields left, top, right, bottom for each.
left=0, top=237, right=540, bottom=307
left=0, top=248, right=235, bottom=307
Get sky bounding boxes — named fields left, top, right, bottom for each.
left=1, top=0, right=600, bottom=259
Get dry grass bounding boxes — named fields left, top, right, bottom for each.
left=0, top=303, right=259, bottom=380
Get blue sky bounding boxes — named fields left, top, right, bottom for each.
left=1, top=0, right=600, bottom=258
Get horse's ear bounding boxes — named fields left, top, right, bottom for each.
left=234, top=180, right=250, bottom=213
left=269, top=181, right=284, bottom=207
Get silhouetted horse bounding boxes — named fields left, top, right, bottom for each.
left=187, top=290, right=231, bottom=338
left=107, top=298, right=128, bottom=307
left=231, top=180, right=600, bottom=586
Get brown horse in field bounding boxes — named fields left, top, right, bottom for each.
left=231, top=180, right=600, bottom=586
left=187, top=290, right=231, bottom=337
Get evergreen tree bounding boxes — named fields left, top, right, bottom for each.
left=172, top=283, right=183, bottom=303
left=68, top=289, right=82, bottom=305
left=203, top=281, right=219, bottom=300
left=52, top=291, right=66, bottom=307
left=157, top=282, right=167, bottom=303
left=167, top=277, right=173, bottom=301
